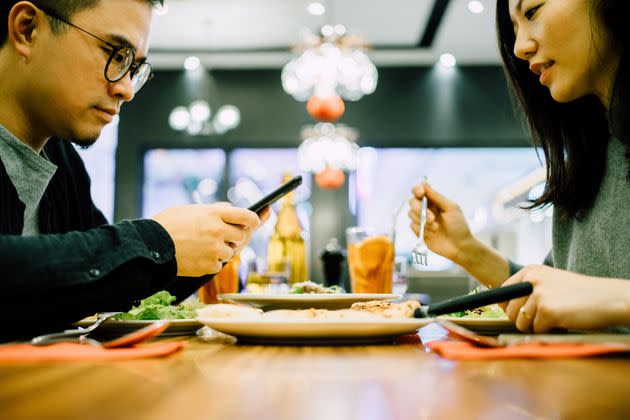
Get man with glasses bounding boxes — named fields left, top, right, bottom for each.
left=35, top=3, right=154, bottom=96
left=0, top=0, right=267, bottom=341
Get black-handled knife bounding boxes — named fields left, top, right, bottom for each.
left=413, top=282, right=533, bottom=318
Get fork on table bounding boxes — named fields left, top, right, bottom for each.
left=31, top=314, right=169, bottom=348
left=30, top=312, right=121, bottom=346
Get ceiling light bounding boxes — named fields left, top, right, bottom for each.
left=307, top=2, right=326, bottom=16
left=184, top=56, right=201, bottom=71
left=439, top=53, right=457, bottom=68
left=468, top=1, right=484, bottom=14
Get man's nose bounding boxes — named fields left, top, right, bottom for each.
left=108, top=73, right=135, bottom=102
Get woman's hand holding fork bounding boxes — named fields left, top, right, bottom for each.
left=408, top=182, right=474, bottom=264
left=408, top=182, right=510, bottom=288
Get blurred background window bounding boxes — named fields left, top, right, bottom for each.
left=228, top=148, right=312, bottom=261
left=140, top=147, right=313, bottom=262
left=136, top=146, right=548, bottom=272
left=142, top=148, right=226, bottom=218
left=352, top=147, right=546, bottom=271
left=75, top=119, right=118, bottom=222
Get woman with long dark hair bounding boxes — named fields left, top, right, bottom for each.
left=409, top=0, right=630, bottom=333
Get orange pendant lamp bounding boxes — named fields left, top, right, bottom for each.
left=306, top=95, right=345, bottom=122
left=315, top=166, right=346, bottom=190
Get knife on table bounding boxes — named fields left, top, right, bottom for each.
left=413, top=282, right=533, bottom=318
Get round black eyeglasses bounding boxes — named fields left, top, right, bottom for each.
left=36, top=5, right=153, bottom=94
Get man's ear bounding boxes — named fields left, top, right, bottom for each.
left=8, top=2, right=42, bottom=58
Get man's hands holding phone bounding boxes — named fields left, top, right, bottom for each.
left=153, top=203, right=269, bottom=277
left=153, top=176, right=297, bottom=277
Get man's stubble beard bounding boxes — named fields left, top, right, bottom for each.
left=70, top=136, right=99, bottom=150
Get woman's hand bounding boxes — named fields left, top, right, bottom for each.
left=501, top=265, right=630, bottom=333
left=408, top=182, right=475, bottom=263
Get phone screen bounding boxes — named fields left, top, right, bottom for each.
left=247, top=175, right=303, bottom=214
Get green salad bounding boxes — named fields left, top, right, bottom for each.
left=113, top=290, right=204, bottom=320
left=444, top=288, right=508, bottom=319
left=289, top=281, right=345, bottom=294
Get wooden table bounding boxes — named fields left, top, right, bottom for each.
left=1, top=325, right=630, bottom=420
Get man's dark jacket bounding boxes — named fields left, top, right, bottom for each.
left=0, top=138, right=209, bottom=341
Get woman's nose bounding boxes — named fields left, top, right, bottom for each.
left=513, top=30, right=537, bottom=60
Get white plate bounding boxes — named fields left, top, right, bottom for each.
left=415, top=317, right=516, bottom=335
left=75, top=318, right=204, bottom=337
left=217, top=293, right=401, bottom=311
left=197, top=317, right=424, bottom=345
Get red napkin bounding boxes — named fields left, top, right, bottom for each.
left=426, top=340, right=630, bottom=360
left=0, top=341, right=185, bottom=362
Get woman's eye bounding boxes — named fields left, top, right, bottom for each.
left=524, top=5, right=541, bottom=20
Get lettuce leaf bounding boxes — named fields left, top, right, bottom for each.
left=113, top=291, right=203, bottom=320
left=444, top=288, right=508, bottom=319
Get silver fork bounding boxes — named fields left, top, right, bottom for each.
left=31, top=312, right=121, bottom=345
left=411, top=176, right=429, bottom=267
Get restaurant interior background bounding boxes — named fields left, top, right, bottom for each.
left=79, top=0, right=551, bottom=302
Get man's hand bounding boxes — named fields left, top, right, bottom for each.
left=152, top=203, right=262, bottom=277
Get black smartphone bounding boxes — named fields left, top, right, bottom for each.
left=247, top=175, right=303, bottom=214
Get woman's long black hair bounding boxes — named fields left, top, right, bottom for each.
left=496, top=0, right=630, bottom=219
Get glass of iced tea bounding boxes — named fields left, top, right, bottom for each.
left=346, top=227, right=395, bottom=294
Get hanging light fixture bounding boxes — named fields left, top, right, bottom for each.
left=281, top=24, right=378, bottom=102
left=297, top=122, right=360, bottom=174
left=168, top=100, right=241, bottom=136
left=285, top=21, right=375, bottom=190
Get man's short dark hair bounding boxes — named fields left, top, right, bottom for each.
left=1, top=0, right=164, bottom=46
